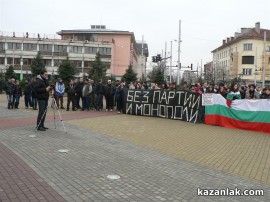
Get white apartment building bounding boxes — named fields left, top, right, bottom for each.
left=0, top=26, right=148, bottom=80
left=0, top=32, right=111, bottom=78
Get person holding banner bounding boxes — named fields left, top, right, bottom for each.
left=245, top=84, right=260, bottom=99
left=218, top=83, right=227, bottom=98
left=116, top=82, right=125, bottom=114
left=227, top=84, right=241, bottom=100
left=194, top=83, right=203, bottom=94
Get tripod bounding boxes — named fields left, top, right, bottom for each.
left=35, top=89, right=67, bottom=133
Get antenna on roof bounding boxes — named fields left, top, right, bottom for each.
left=100, top=14, right=103, bottom=28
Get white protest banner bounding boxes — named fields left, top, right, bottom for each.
left=202, top=93, right=214, bottom=106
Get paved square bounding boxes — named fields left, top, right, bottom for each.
left=0, top=94, right=270, bottom=201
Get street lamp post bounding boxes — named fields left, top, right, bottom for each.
left=170, top=41, right=173, bottom=83
left=20, top=57, right=23, bottom=81
left=176, top=20, right=181, bottom=85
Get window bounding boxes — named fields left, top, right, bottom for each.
left=7, top=57, right=12, bottom=64
left=23, top=43, right=37, bottom=51
left=44, top=59, right=51, bottom=66
left=7, top=43, right=21, bottom=50
left=242, top=56, right=254, bottom=64
left=70, top=46, right=83, bottom=53
left=85, top=47, right=98, bottom=54
left=39, top=44, right=52, bottom=51
left=84, top=47, right=90, bottom=54
left=267, top=46, right=270, bottom=52
left=23, top=58, right=32, bottom=65
left=105, top=48, right=111, bottom=55
left=90, top=34, right=98, bottom=42
left=99, top=48, right=111, bottom=55
left=243, top=68, right=252, bottom=75
left=243, top=43, right=252, bottom=51
left=84, top=61, right=92, bottom=67
left=0, top=57, right=5, bottom=64
left=14, top=58, right=21, bottom=65
left=71, top=60, right=82, bottom=67
left=54, top=59, right=62, bottom=66
left=54, top=45, right=67, bottom=52
left=0, top=43, right=5, bottom=50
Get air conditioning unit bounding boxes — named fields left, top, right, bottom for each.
left=84, top=40, right=89, bottom=43
left=70, top=39, right=74, bottom=42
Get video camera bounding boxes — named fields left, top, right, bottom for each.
left=49, top=84, right=55, bottom=91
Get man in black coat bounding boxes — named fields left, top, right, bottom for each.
left=95, top=79, right=105, bottom=111
left=201, top=82, right=209, bottom=93
left=105, top=80, right=115, bottom=111
left=24, top=79, right=32, bottom=109
left=0, top=78, right=3, bottom=94
left=74, top=77, right=84, bottom=109
left=66, top=79, right=76, bottom=111
left=5, top=78, right=15, bottom=109
left=34, top=70, right=50, bottom=131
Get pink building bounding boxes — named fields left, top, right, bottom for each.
left=57, top=25, right=148, bottom=79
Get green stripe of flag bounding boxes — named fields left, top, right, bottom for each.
left=205, top=105, right=270, bottom=123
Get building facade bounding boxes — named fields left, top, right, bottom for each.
left=182, top=70, right=196, bottom=84
left=0, top=25, right=148, bottom=80
left=211, top=22, right=270, bottom=85
left=136, top=42, right=149, bottom=80
left=204, top=61, right=213, bottom=83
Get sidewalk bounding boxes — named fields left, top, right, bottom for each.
left=0, top=93, right=270, bottom=201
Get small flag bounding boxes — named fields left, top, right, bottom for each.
left=20, top=73, right=23, bottom=81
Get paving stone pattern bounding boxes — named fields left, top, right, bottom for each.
left=0, top=124, right=269, bottom=202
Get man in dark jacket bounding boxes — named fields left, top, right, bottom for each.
left=34, top=70, right=50, bottom=131
left=24, top=79, right=32, bottom=109
left=66, top=79, right=76, bottom=111
left=5, top=78, right=15, bottom=109
left=95, top=79, right=105, bottom=111
left=105, top=80, right=115, bottom=111
left=74, top=77, right=84, bottom=109
left=30, top=78, right=38, bottom=110
left=0, top=78, right=3, bottom=94
left=13, top=80, right=22, bottom=109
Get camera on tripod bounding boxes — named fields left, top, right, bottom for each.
left=49, top=84, right=55, bottom=91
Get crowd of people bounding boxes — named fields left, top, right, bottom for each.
left=2, top=74, right=127, bottom=115
left=2, top=72, right=270, bottom=130
left=122, top=80, right=270, bottom=100
left=180, top=82, right=270, bottom=100
left=3, top=77, right=270, bottom=113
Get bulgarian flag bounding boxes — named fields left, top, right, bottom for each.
left=204, top=94, right=270, bottom=134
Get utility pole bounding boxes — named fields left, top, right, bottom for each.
left=170, top=41, right=172, bottom=83
left=141, top=35, right=144, bottom=80
left=164, top=42, right=167, bottom=79
left=201, top=59, right=203, bottom=78
left=177, top=20, right=181, bottom=85
left=263, top=31, right=266, bottom=86
left=254, top=47, right=257, bottom=86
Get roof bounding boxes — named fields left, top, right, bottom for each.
left=57, top=29, right=133, bottom=35
left=212, top=28, right=270, bottom=52
left=136, top=43, right=149, bottom=57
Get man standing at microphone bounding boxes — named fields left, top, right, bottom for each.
left=34, top=70, right=50, bottom=131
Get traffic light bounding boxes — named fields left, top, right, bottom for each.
left=156, top=54, right=161, bottom=62
left=191, top=63, right=193, bottom=70
left=152, top=56, right=157, bottom=63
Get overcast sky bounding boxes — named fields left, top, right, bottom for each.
left=1, top=0, right=270, bottom=71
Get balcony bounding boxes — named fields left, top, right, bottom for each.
left=38, top=51, right=68, bottom=57
left=100, top=54, right=111, bottom=59
left=53, top=52, right=68, bottom=57
left=13, top=65, right=31, bottom=71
